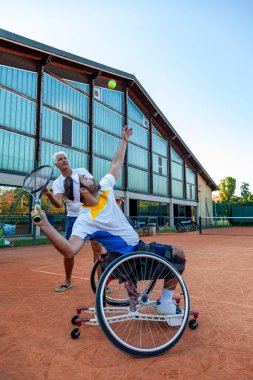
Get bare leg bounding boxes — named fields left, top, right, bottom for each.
left=64, top=257, right=75, bottom=285
left=91, top=240, right=103, bottom=262
left=164, top=246, right=185, bottom=290
left=54, top=256, right=74, bottom=291
left=90, top=240, right=103, bottom=279
left=59, top=241, right=102, bottom=288
left=156, top=246, right=186, bottom=314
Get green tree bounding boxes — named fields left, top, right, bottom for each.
left=219, top=177, right=236, bottom=202
left=0, top=188, right=16, bottom=213
left=0, top=187, right=30, bottom=214
left=240, top=182, right=252, bottom=202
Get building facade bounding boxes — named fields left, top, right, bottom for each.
left=0, top=29, right=218, bottom=228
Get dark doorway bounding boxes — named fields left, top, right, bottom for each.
left=129, top=199, right=138, bottom=217
left=186, top=206, right=192, bottom=218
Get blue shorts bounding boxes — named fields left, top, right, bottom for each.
left=66, top=216, right=77, bottom=240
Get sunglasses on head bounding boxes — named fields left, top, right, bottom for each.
left=79, top=183, right=87, bottom=189
left=79, top=176, right=91, bottom=188
left=79, top=176, right=101, bottom=193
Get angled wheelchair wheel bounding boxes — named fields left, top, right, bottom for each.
left=90, top=254, right=155, bottom=307
left=90, top=256, right=104, bottom=293
left=95, top=251, right=190, bottom=357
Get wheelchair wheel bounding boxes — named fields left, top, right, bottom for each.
left=90, top=256, right=104, bottom=293
left=175, top=224, right=183, bottom=232
left=90, top=254, right=156, bottom=307
left=95, top=251, right=190, bottom=357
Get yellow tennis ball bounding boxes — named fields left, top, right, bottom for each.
left=108, top=79, right=116, bottom=89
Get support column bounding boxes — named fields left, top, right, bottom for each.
left=35, top=55, right=51, bottom=168
left=88, top=77, right=94, bottom=174
left=149, top=116, right=153, bottom=194
left=168, top=137, right=172, bottom=197
left=169, top=201, right=174, bottom=228
left=124, top=192, right=130, bottom=217
left=88, top=70, right=102, bottom=174
left=183, top=157, right=187, bottom=199
left=167, top=137, right=173, bottom=227
left=123, top=83, right=128, bottom=191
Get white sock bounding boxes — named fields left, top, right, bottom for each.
left=160, top=289, right=174, bottom=305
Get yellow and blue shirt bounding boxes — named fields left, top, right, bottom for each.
left=72, top=174, right=139, bottom=254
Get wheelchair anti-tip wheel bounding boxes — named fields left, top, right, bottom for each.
left=70, top=327, right=80, bottom=340
left=90, top=253, right=156, bottom=307
left=188, top=319, right=198, bottom=329
left=95, top=251, right=190, bottom=357
left=71, top=315, right=80, bottom=326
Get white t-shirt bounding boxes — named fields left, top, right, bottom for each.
left=52, top=168, right=93, bottom=217
left=72, top=174, right=140, bottom=254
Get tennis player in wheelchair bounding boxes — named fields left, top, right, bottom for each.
left=31, top=126, right=186, bottom=316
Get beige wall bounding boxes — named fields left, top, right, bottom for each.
left=198, top=174, right=213, bottom=218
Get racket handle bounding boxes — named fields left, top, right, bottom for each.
left=33, top=214, right=41, bottom=223
left=33, top=204, right=41, bottom=223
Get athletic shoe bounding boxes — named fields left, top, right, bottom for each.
left=155, top=301, right=177, bottom=315
left=54, top=284, right=72, bottom=292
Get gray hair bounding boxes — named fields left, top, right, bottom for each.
left=53, top=151, right=68, bottom=164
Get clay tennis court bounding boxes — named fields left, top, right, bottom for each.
left=1, top=232, right=252, bottom=380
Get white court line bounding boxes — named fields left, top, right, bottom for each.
left=191, top=295, right=253, bottom=308
left=32, top=263, right=62, bottom=270
left=31, top=268, right=88, bottom=281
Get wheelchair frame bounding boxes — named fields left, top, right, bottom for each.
left=70, top=251, right=199, bottom=358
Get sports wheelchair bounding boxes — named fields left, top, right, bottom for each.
left=70, top=244, right=199, bottom=358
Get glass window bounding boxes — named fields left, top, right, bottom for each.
left=186, top=167, right=196, bottom=184
left=171, top=162, right=183, bottom=180
left=93, top=101, right=124, bottom=136
left=172, top=179, right=184, bottom=198
left=152, top=134, right=168, bottom=157
left=171, top=148, right=183, bottom=164
left=127, top=119, right=149, bottom=148
left=178, top=205, right=185, bottom=216
left=152, top=154, right=168, bottom=176
left=150, top=201, right=160, bottom=216
left=0, top=65, right=37, bottom=98
left=186, top=184, right=196, bottom=200
left=127, top=98, right=146, bottom=127
left=43, top=74, right=89, bottom=121
left=128, top=144, right=149, bottom=170
left=62, top=116, right=72, bottom=146
left=128, top=167, right=149, bottom=192
left=138, top=201, right=149, bottom=216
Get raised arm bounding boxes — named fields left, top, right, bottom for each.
left=109, top=126, right=133, bottom=180
left=44, top=190, right=64, bottom=208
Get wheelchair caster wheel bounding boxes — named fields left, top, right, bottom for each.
left=71, top=327, right=80, bottom=339
left=189, top=319, right=198, bottom=329
left=71, top=315, right=80, bottom=326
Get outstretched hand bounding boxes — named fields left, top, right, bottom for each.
left=122, top=125, right=133, bottom=142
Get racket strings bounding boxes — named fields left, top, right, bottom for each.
left=23, top=167, right=52, bottom=193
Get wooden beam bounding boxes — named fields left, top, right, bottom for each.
left=0, top=45, right=42, bottom=61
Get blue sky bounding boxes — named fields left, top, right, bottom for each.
left=1, top=0, right=252, bottom=195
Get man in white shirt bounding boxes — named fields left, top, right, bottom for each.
left=44, top=152, right=103, bottom=292
left=33, top=126, right=186, bottom=315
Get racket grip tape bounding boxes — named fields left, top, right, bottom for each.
left=33, top=205, right=42, bottom=223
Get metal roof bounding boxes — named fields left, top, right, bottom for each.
left=0, top=28, right=218, bottom=191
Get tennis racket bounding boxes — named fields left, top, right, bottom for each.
left=23, top=165, right=53, bottom=223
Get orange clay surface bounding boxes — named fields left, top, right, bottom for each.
left=0, top=232, right=253, bottom=380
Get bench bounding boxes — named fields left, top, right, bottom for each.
left=141, top=226, right=151, bottom=236
left=127, top=219, right=156, bottom=236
